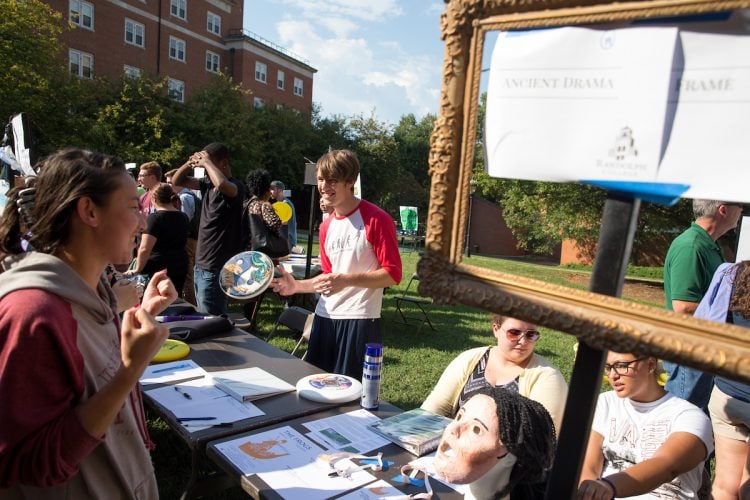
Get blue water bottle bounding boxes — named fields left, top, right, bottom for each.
left=361, top=343, right=382, bottom=410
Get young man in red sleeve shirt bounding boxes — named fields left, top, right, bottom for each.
left=272, top=149, right=402, bottom=378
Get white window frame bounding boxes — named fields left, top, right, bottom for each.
left=124, top=19, right=145, bottom=48
left=206, top=12, right=221, bottom=35
left=69, top=0, right=94, bottom=30
left=205, top=51, right=220, bottom=73
left=293, top=77, right=303, bottom=97
left=69, top=49, right=93, bottom=79
left=277, top=70, right=285, bottom=90
left=169, top=36, right=186, bottom=62
left=168, top=78, right=185, bottom=103
left=255, top=61, right=267, bottom=83
left=254, top=97, right=265, bottom=109
left=123, top=65, right=142, bottom=79
left=170, top=0, right=187, bottom=20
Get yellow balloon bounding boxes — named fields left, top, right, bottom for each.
left=273, top=202, right=292, bottom=223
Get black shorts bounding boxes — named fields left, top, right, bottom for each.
left=305, top=316, right=381, bottom=379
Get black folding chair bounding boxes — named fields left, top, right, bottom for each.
left=266, top=306, right=315, bottom=359
left=394, top=273, right=435, bottom=333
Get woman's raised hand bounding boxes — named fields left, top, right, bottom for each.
left=141, top=269, right=177, bottom=316
left=120, top=307, right=169, bottom=379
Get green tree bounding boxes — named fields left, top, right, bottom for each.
left=348, top=113, right=399, bottom=213
left=252, top=105, right=317, bottom=191
left=392, top=113, right=435, bottom=220
left=0, top=0, right=71, bottom=156
left=179, top=74, right=260, bottom=178
left=88, top=75, right=184, bottom=166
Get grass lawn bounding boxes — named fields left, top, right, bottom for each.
left=149, top=245, right=662, bottom=498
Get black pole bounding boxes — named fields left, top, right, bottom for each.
left=305, top=186, right=317, bottom=279
left=545, top=191, right=641, bottom=499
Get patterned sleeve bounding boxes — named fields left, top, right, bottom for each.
left=259, top=201, right=282, bottom=234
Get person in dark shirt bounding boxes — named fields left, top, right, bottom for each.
left=126, top=183, right=189, bottom=294
left=172, top=143, right=245, bottom=315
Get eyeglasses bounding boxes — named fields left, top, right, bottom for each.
left=504, top=328, right=541, bottom=342
left=604, top=357, right=647, bottom=376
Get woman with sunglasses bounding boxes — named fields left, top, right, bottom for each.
left=577, top=352, right=713, bottom=499
left=421, top=314, right=568, bottom=433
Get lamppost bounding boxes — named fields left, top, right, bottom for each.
left=465, top=179, right=476, bottom=257
left=303, top=157, right=317, bottom=279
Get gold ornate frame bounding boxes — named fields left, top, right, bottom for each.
left=419, top=0, right=750, bottom=382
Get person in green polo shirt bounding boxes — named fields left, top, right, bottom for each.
left=663, top=199, right=743, bottom=409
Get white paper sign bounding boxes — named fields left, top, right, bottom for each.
left=214, top=426, right=376, bottom=500
left=485, top=10, right=750, bottom=203
left=656, top=14, right=750, bottom=201
left=486, top=26, right=677, bottom=183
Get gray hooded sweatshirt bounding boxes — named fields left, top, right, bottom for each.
left=0, top=252, right=158, bottom=499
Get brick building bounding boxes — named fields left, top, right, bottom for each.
left=45, top=0, right=316, bottom=111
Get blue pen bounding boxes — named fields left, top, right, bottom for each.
left=152, top=363, right=190, bottom=374
left=177, top=417, right=217, bottom=421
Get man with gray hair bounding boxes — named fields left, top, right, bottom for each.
left=663, top=198, right=743, bottom=408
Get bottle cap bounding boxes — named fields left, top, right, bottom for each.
left=365, top=343, right=383, bottom=358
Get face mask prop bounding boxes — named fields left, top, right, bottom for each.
left=433, top=387, right=556, bottom=500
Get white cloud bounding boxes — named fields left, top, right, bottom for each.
left=319, top=17, right=358, bottom=38
left=278, top=0, right=402, bottom=22
left=264, top=1, right=439, bottom=124
left=425, top=3, right=444, bottom=16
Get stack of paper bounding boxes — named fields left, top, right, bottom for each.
left=210, top=367, right=296, bottom=403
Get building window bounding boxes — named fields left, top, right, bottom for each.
left=293, top=77, right=303, bottom=97
left=168, top=78, right=185, bottom=103
left=170, top=0, right=186, bottom=20
left=255, top=62, right=267, bottom=83
left=69, top=0, right=94, bottom=30
left=207, top=12, right=221, bottom=35
left=169, top=36, right=186, bottom=62
left=124, top=19, right=145, bottom=48
left=123, top=65, right=141, bottom=79
left=277, top=70, right=285, bottom=90
left=254, top=97, right=265, bottom=109
left=69, top=49, right=93, bottom=79
left=276, top=103, right=283, bottom=110
left=205, top=51, right=220, bottom=73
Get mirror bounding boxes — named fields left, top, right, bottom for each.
left=419, top=0, right=750, bottom=382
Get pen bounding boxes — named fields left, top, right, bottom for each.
left=156, top=315, right=215, bottom=323
left=152, top=363, right=190, bottom=374
left=181, top=422, right=234, bottom=428
left=174, top=386, right=192, bottom=400
left=176, top=417, right=216, bottom=421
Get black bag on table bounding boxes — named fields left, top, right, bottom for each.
left=159, top=303, right=234, bottom=342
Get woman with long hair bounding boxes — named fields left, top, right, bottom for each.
left=0, top=149, right=176, bottom=498
left=691, top=261, right=750, bottom=499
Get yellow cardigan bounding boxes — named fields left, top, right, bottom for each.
left=420, top=346, right=568, bottom=433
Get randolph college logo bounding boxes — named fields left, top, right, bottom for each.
left=608, top=126, right=638, bottom=161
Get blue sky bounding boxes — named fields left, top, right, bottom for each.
left=243, top=0, right=446, bottom=125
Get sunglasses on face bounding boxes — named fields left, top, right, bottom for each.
left=604, top=357, right=647, bottom=376
left=504, top=328, right=541, bottom=342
